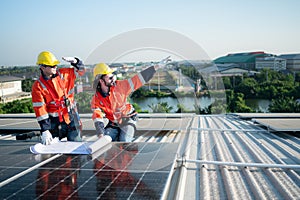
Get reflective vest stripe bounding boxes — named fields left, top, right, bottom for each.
left=92, top=108, right=102, bottom=112
left=68, top=87, right=74, bottom=96
left=137, top=73, right=146, bottom=85
left=58, top=71, right=64, bottom=80
left=32, top=102, right=45, bottom=107
left=49, top=112, right=59, bottom=117
left=37, top=112, right=60, bottom=120
left=36, top=114, right=49, bottom=121
left=37, top=79, right=47, bottom=89
left=128, top=78, right=134, bottom=92
left=93, top=118, right=104, bottom=123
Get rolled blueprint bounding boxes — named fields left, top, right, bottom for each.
left=88, top=135, right=112, bottom=154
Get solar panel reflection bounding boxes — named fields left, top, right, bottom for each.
left=0, top=142, right=178, bottom=199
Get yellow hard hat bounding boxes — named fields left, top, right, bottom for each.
left=36, top=51, right=60, bottom=66
left=93, top=63, right=115, bottom=77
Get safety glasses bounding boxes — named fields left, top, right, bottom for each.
left=107, top=75, right=115, bottom=80
left=101, top=74, right=115, bottom=80
left=42, top=65, right=57, bottom=68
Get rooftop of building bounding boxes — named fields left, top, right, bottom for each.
left=214, top=51, right=271, bottom=64
left=278, top=54, right=300, bottom=59
left=0, top=75, right=24, bottom=82
left=0, top=113, right=299, bottom=199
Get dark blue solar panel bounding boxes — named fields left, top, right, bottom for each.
left=0, top=142, right=178, bottom=199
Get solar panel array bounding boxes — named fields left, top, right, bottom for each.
left=0, top=141, right=179, bottom=199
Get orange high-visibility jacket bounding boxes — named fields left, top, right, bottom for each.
left=91, top=66, right=156, bottom=124
left=32, top=68, right=78, bottom=125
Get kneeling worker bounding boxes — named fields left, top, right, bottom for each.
left=91, top=57, right=170, bottom=142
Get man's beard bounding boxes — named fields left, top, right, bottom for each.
left=105, top=80, right=115, bottom=87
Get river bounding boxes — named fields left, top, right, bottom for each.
left=131, top=97, right=271, bottom=113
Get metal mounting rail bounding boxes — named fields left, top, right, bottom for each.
left=189, top=127, right=268, bottom=132
left=177, top=159, right=300, bottom=169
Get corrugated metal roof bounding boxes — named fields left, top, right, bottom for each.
left=170, top=114, right=300, bottom=199
left=219, top=67, right=250, bottom=74
left=214, top=53, right=266, bottom=64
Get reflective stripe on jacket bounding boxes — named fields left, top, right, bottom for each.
left=91, top=66, right=156, bottom=123
left=32, top=68, right=77, bottom=124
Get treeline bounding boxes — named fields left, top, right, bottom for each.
left=0, top=99, right=34, bottom=114
left=224, top=69, right=300, bottom=100
left=0, top=66, right=39, bottom=78
left=186, top=66, right=300, bottom=113
left=1, top=66, right=300, bottom=114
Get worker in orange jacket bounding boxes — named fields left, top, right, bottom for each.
left=32, top=51, right=86, bottom=145
left=91, top=57, right=170, bottom=142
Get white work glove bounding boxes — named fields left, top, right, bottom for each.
left=62, top=56, right=84, bottom=70
left=41, top=130, right=53, bottom=145
left=62, top=56, right=77, bottom=64
left=155, top=56, right=171, bottom=70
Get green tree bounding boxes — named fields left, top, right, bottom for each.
left=222, top=77, right=232, bottom=89
left=148, top=102, right=173, bottom=113
left=194, top=103, right=211, bottom=114
left=176, top=104, right=190, bottom=113
left=1, top=99, right=33, bottom=113
left=132, top=102, right=148, bottom=113
left=179, top=65, right=201, bottom=80
left=211, top=99, right=227, bottom=114
left=22, top=79, right=34, bottom=92
left=235, top=78, right=258, bottom=98
left=226, top=90, right=254, bottom=113
left=290, top=85, right=300, bottom=99
left=74, top=92, right=93, bottom=113
left=255, top=69, right=283, bottom=83
left=0, top=103, right=4, bottom=114
left=269, top=97, right=300, bottom=113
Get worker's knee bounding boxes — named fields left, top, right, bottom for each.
left=119, top=123, right=135, bottom=142
left=105, top=127, right=119, bottom=141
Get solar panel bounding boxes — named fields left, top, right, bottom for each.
left=0, top=142, right=179, bottom=199
left=0, top=140, right=50, bottom=183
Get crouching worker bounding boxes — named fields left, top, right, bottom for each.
left=32, top=51, right=86, bottom=145
left=91, top=62, right=163, bottom=142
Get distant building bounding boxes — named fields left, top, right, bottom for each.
left=200, top=63, right=259, bottom=77
left=278, top=54, right=300, bottom=71
left=214, top=51, right=271, bottom=70
left=109, top=63, right=125, bottom=73
left=255, top=56, right=286, bottom=71
left=0, top=76, right=31, bottom=103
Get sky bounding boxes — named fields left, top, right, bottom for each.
left=0, top=0, right=299, bottom=66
